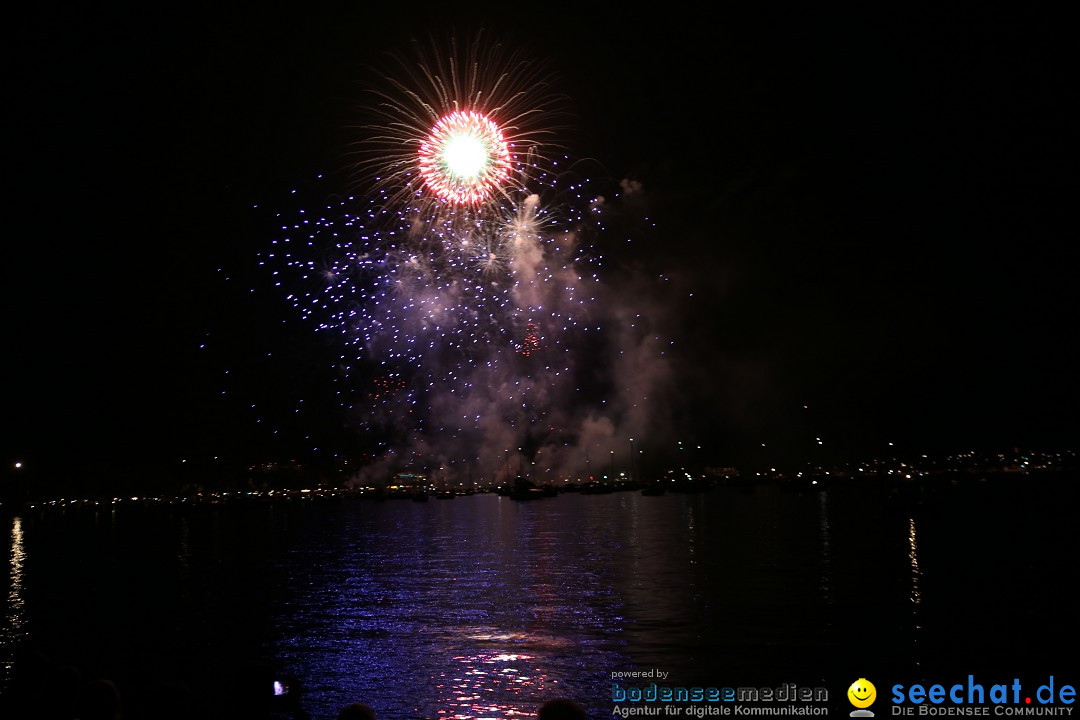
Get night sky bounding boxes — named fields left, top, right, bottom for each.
left=4, top=3, right=1077, bottom=480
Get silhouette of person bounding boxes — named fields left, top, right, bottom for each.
left=75, top=678, right=123, bottom=720
left=47, top=663, right=83, bottom=720
left=338, top=701, right=377, bottom=720
left=539, top=698, right=587, bottom=720
left=3, top=645, right=52, bottom=716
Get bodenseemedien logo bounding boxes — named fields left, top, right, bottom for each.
left=609, top=676, right=830, bottom=717
left=849, top=679, right=877, bottom=717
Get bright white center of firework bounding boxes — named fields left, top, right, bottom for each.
left=442, top=134, right=488, bottom=179
left=418, top=110, right=512, bottom=205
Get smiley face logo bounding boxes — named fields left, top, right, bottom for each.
left=848, top=678, right=877, bottom=709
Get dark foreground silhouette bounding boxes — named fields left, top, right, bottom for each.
left=2, top=644, right=592, bottom=719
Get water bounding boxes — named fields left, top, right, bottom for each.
left=2, top=479, right=1077, bottom=718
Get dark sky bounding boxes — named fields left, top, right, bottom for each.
left=4, top=3, right=1077, bottom=476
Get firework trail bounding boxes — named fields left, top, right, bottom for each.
left=262, top=35, right=673, bottom=486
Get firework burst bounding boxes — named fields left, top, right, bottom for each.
left=265, top=164, right=603, bottom=461
left=260, top=34, right=664, bottom=485
left=418, top=109, right=512, bottom=205
left=353, top=32, right=564, bottom=222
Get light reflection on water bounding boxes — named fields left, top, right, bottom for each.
left=1, top=516, right=27, bottom=680
left=261, top=489, right=862, bottom=718
left=8, top=517, right=26, bottom=628
left=435, top=650, right=538, bottom=719
left=1, top=480, right=1077, bottom=717
left=268, top=494, right=632, bottom=719
left=908, top=516, right=922, bottom=608
left=907, top=515, right=924, bottom=671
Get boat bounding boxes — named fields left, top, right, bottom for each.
left=508, top=476, right=549, bottom=501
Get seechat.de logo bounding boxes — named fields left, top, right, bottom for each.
left=890, top=676, right=1076, bottom=715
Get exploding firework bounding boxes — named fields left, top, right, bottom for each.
left=353, top=33, right=563, bottom=221
left=262, top=34, right=669, bottom=486
left=265, top=150, right=606, bottom=481
left=418, top=110, right=512, bottom=205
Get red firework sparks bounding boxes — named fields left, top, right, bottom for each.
left=516, top=321, right=542, bottom=357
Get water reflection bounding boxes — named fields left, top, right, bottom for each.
left=268, top=496, right=630, bottom=719
left=686, top=502, right=697, bottom=566
left=435, top=650, right=543, bottom=719
left=908, top=516, right=922, bottom=607
left=4, top=482, right=1073, bottom=712
left=2, top=516, right=28, bottom=686
left=818, top=492, right=832, bottom=603
left=907, top=515, right=923, bottom=670
left=7, top=517, right=26, bottom=631
left=178, top=516, right=191, bottom=574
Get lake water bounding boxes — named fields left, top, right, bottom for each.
left=2, top=479, right=1076, bottom=718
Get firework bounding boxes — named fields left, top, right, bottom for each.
left=418, top=110, right=512, bottom=205
left=268, top=167, right=601, bottom=403
left=261, top=35, right=662, bottom=485
left=353, top=32, right=564, bottom=221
